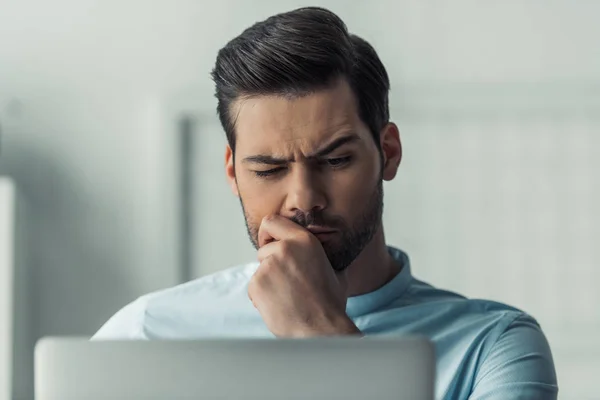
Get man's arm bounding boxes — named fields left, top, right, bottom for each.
left=91, top=297, right=148, bottom=340
left=469, top=315, right=558, bottom=399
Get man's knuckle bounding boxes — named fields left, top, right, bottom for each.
left=260, top=256, right=277, bottom=274
left=278, top=240, right=292, bottom=255
left=298, top=231, right=315, bottom=245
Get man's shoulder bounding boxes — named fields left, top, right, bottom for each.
left=402, top=277, right=543, bottom=341
left=149, top=262, right=259, bottom=303
left=407, top=277, right=529, bottom=317
left=92, top=262, right=259, bottom=340
left=402, top=281, right=556, bottom=398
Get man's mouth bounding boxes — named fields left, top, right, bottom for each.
left=306, top=226, right=336, bottom=234
left=306, top=226, right=338, bottom=241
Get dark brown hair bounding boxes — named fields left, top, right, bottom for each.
left=211, top=7, right=390, bottom=153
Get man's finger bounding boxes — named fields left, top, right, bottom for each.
left=256, top=240, right=281, bottom=262
left=257, top=214, right=306, bottom=248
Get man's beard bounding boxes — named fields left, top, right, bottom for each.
left=239, top=180, right=384, bottom=272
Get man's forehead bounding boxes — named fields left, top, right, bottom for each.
left=232, top=81, right=366, bottom=154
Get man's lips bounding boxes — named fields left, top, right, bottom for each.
left=307, top=226, right=338, bottom=242
left=306, top=226, right=337, bottom=234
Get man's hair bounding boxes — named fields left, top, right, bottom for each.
left=211, top=7, right=390, bottom=153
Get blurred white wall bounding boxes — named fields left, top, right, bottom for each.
left=1, top=1, right=599, bottom=399
left=0, top=178, right=34, bottom=400
left=0, top=180, right=15, bottom=400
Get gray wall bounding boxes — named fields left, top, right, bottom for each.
left=1, top=1, right=599, bottom=398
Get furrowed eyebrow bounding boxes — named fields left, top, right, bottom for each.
left=308, top=134, right=360, bottom=159
left=241, top=133, right=360, bottom=165
left=241, top=155, right=291, bottom=165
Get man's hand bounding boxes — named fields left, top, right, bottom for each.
left=248, top=214, right=361, bottom=337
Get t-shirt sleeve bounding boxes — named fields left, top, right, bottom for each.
left=468, top=315, right=558, bottom=399
left=91, top=297, right=148, bottom=340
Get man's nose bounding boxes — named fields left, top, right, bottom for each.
left=284, top=167, right=327, bottom=215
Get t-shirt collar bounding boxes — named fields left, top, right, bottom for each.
left=345, top=246, right=413, bottom=319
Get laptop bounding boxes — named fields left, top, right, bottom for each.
left=35, top=336, right=435, bottom=400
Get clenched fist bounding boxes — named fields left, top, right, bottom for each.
left=248, top=215, right=361, bottom=337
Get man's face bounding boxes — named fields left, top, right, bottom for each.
left=225, top=79, right=384, bottom=272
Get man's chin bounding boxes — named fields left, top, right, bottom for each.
left=320, top=239, right=341, bottom=254
left=322, top=247, right=351, bottom=272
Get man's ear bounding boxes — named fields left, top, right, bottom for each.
left=225, top=145, right=239, bottom=196
left=380, top=122, right=402, bottom=181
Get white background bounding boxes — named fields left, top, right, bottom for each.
left=0, top=180, right=15, bottom=400
left=1, top=1, right=599, bottom=398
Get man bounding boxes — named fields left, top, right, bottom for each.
left=93, top=7, right=558, bottom=399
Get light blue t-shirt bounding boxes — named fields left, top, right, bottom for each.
left=93, top=247, right=558, bottom=399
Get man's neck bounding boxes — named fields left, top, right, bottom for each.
left=345, top=226, right=401, bottom=297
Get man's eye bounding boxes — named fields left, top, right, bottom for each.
left=253, top=167, right=285, bottom=178
left=326, top=156, right=352, bottom=167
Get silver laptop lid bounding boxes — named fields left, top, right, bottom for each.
left=35, top=336, right=435, bottom=400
